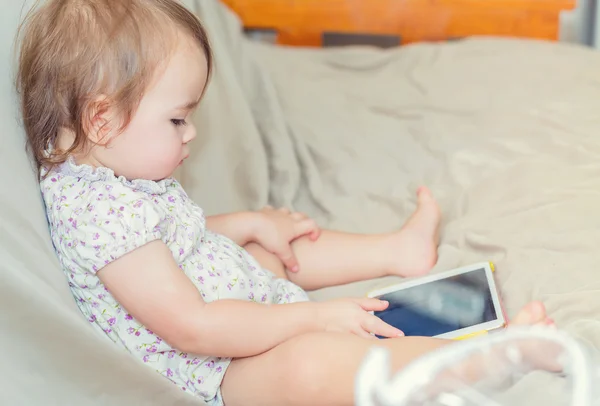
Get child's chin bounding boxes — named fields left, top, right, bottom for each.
left=148, top=172, right=174, bottom=182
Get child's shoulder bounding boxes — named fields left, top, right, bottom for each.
left=39, top=163, right=184, bottom=223
left=41, top=169, right=187, bottom=274
left=41, top=169, right=150, bottom=205
left=41, top=167, right=185, bottom=245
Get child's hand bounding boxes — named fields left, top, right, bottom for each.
left=253, top=206, right=321, bottom=273
left=316, top=298, right=404, bottom=339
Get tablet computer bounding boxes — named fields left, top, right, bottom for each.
left=367, top=262, right=506, bottom=340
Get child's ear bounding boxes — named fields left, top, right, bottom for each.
left=84, top=96, right=115, bottom=146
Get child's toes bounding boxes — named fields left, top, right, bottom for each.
left=510, top=301, right=547, bottom=326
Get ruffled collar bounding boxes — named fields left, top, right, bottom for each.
left=57, top=157, right=175, bottom=195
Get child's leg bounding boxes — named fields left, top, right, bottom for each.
left=221, top=303, right=549, bottom=406
left=222, top=332, right=447, bottom=406
left=245, top=187, right=441, bottom=290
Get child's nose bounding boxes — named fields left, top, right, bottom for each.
left=183, top=125, right=197, bottom=144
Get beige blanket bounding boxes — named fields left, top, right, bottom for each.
left=3, top=0, right=600, bottom=404
left=183, top=0, right=600, bottom=401
left=184, top=0, right=600, bottom=336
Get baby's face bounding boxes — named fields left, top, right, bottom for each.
left=93, top=35, right=209, bottom=181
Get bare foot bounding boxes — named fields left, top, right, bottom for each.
left=507, top=301, right=562, bottom=372
left=385, top=187, right=441, bottom=277
left=509, top=301, right=555, bottom=328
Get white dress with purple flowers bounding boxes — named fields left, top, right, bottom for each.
left=40, top=159, right=309, bottom=405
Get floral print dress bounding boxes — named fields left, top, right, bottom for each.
left=40, top=159, right=309, bottom=405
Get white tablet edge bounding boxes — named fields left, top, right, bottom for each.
left=367, top=262, right=506, bottom=339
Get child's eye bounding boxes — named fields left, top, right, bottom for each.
left=170, top=119, right=187, bottom=127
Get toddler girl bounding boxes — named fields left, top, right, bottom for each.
left=17, top=1, right=552, bottom=405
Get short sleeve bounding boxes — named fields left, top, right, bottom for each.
left=52, top=181, right=164, bottom=274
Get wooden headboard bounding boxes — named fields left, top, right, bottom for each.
left=221, top=0, right=576, bottom=47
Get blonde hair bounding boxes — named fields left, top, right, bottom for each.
left=16, top=0, right=213, bottom=173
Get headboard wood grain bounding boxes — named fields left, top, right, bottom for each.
left=221, top=0, right=576, bottom=46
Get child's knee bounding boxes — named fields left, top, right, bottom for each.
left=279, top=333, right=344, bottom=397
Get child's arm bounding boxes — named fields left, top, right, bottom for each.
left=205, top=212, right=258, bottom=246
left=97, top=240, right=399, bottom=358
left=98, top=240, right=315, bottom=357
left=206, top=208, right=320, bottom=272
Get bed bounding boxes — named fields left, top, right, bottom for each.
left=181, top=0, right=600, bottom=399
left=182, top=0, right=600, bottom=315
left=2, top=0, right=600, bottom=404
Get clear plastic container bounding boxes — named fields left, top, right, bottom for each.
left=356, top=327, right=600, bottom=406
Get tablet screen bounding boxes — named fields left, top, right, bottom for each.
left=373, top=268, right=497, bottom=337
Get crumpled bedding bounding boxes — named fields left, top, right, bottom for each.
left=183, top=1, right=600, bottom=343
left=183, top=2, right=600, bottom=400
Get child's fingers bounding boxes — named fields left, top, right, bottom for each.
left=351, top=297, right=389, bottom=311
left=309, top=229, right=321, bottom=241
left=293, top=218, right=319, bottom=240
left=362, top=315, right=404, bottom=339
left=291, top=212, right=308, bottom=221
left=276, top=246, right=300, bottom=273
left=291, top=213, right=321, bottom=240
left=355, top=328, right=377, bottom=340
